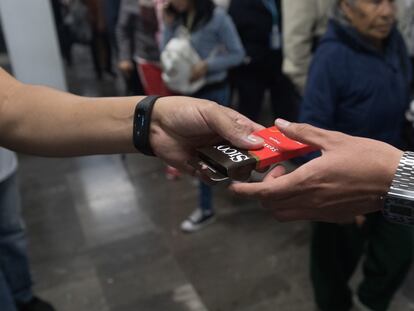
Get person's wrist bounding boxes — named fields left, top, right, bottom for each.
left=149, top=97, right=173, bottom=153
left=150, top=97, right=166, bottom=130
left=133, top=96, right=161, bottom=156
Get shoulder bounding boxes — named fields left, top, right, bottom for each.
left=205, top=6, right=234, bottom=31
left=312, top=41, right=349, bottom=71
left=306, top=40, right=350, bottom=93
left=312, top=23, right=356, bottom=68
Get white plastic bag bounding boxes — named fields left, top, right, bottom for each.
left=161, top=35, right=206, bottom=95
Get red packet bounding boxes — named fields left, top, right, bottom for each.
left=189, top=126, right=317, bottom=182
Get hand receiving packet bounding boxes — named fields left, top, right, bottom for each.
left=189, top=126, right=317, bottom=183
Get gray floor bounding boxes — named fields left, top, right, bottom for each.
left=17, top=46, right=414, bottom=311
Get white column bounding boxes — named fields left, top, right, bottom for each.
left=0, top=0, right=67, bottom=91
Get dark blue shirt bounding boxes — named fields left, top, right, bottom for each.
left=300, top=20, right=411, bottom=148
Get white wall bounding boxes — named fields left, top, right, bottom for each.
left=0, top=0, right=67, bottom=90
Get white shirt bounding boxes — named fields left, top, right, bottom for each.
left=0, top=148, right=18, bottom=182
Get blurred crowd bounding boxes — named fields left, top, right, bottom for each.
left=2, top=0, right=414, bottom=311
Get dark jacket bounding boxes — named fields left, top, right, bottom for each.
left=300, top=20, right=412, bottom=148
left=228, top=0, right=282, bottom=70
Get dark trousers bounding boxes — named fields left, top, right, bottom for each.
left=311, top=213, right=413, bottom=311
left=232, top=64, right=299, bottom=123
left=90, top=30, right=113, bottom=79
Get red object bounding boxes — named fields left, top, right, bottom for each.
left=136, top=59, right=175, bottom=96
left=250, top=126, right=317, bottom=169
left=194, top=126, right=318, bottom=181
left=165, top=166, right=181, bottom=180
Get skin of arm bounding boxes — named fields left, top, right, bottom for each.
left=231, top=119, right=403, bottom=223
left=0, top=68, right=264, bottom=172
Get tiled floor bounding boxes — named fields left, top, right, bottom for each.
left=17, top=46, right=414, bottom=311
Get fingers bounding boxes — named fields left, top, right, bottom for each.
left=263, top=165, right=287, bottom=182
left=206, top=105, right=265, bottom=150
left=275, top=119, right=332, bottom=150
left=229, top=170, right=303, bottom=201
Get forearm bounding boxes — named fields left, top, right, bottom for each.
left=0, top=79, right=143, bottom=156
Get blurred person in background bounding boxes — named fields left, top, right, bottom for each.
left=103, top=0, right=122, bottom=57
left=130, top=0, right=167, bottom=95
left=154, top=0, right=168, bottom=43
left=161, top=0, right=245, bottom=232
left=116, top=0, right=148, bottom=96
left=50, top=0, right=73, bottom=66
left=282, top=0, right=331, bottom=95
left=85, top=0, right=115, bottom=79
left=229, top=0, right=298, bottom=123
left=300, top=0, right=413, bottom=310
left=0, top=149, right=55, bottom=311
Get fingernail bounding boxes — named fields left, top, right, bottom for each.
left=275, top=118, right=291, bottom=129
left=244, top=134, right=264, bottom=144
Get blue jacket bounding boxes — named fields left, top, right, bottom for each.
left=300, top=20, right=411, bottom=148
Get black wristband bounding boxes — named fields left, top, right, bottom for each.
left=133, top=96, right=161, bottom=156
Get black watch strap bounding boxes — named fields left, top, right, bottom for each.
left=133, top=95, right=161, bottom=156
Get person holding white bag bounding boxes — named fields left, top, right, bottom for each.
left=160, top=0, right=245, bottom=232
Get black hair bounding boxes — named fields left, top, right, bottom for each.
left=179, top=0, right=216, bottom=32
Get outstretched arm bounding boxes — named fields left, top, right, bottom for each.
left=0, top=68, right=264, bottom=172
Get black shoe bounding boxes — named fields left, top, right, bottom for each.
left=17, top=297, right=56, bottom=311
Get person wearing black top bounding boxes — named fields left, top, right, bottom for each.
left=229, top=0, right=298, bottom=123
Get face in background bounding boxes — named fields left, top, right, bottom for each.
left=341, top=0, right=396, bottom=42
left=170, top=0, right=192, bottom=12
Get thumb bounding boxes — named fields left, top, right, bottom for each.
left=207, top=106, right=265, bottom=149
left=275, top=119, right=330, bottom=150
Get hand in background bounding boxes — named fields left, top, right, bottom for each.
left=118, top=60, right=134, bottom=76
left=190, top=61, right=208, bottom=82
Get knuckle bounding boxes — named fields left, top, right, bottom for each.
left=295, top=124, right=310, bottom=136
left=259, top=186, right=275, bottom=199
left=326, top=130, right=348, bottom=146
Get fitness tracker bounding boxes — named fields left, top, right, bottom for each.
left=133, top=95, right=161, bottom=156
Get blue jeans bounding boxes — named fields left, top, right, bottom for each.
left=194, top=84, right=230, bottom=214
left=0, top=173, right=33, bottom=311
